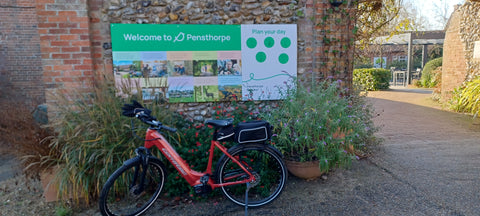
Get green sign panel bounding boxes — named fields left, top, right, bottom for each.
left=111, top=24, right=241, bottom=51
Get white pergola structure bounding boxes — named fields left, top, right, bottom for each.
left=372, top=31, right=445, bottom=86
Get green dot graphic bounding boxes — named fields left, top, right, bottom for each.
left=279, top=53, right=289, bottom=64
left=246, top=37, right=257, bottom=48
left=264, top=37, right=274, bottom=48
left=281, top=37, right=291, bottom=48
left=256, top=52, right=267, bottom=63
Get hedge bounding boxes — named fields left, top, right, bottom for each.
left=417, top=57, right=442, bottom=88
left=353, top=68, right=391, bottom=91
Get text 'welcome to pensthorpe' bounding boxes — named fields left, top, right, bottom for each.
left=123, top=33, right=231, bottom=43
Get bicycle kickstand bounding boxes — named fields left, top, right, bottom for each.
left=245, top=182, right=252, bottom=216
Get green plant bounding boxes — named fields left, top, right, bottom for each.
left=47, top=80, right=180, bottom=204
left=262, top=80, right=377, bottom=172
left=450, top=76, right=480, bottom=118
left=416, top=57, right=442, bottom=88
left=55, top=205, right=73, bottom=216
left=353, top=68, right=391, bottom=91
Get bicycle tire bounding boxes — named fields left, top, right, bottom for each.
left=215, top=143, right=287, bottom=207
left=99, top=157, right=167, bottom=216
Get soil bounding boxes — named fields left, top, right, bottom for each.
left=0, top=146, right=57, bottom=216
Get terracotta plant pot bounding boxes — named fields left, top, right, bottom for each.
left=284, top=160, right=324, bottom=180
left=40, top=166, right=77, bottom=202
left=40, top=167, right=60, bottom=202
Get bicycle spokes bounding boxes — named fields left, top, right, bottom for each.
left=217, top=145, right=287, bottom=207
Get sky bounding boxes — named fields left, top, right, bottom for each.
left=407, top=0, right=465, bottom=30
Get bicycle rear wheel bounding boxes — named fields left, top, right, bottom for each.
left=99, top=157, right=167, bottom=216
left=216, top=143, right=287, bottom=207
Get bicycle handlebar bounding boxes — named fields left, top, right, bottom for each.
left=123, top=100, right=177, bottom=133
left=160, top=125, right=177, bottom=133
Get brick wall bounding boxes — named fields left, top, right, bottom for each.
left=34, top=0, right=95, bottom=110
left=0, top=0, right=44, bottom=110
left=442, top=6, right=468, bottom=101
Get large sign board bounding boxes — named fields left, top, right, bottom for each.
left=111, top=24, right=296, bottom=102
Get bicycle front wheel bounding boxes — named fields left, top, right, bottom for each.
left=216, top=143, right=287, bottom=207
left=99, top=157, right=167, bottom=216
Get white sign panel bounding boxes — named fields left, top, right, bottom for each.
left=241, top=24, right=297, bottom=101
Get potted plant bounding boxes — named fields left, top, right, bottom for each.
left=262, top=80, right=376, bottom=179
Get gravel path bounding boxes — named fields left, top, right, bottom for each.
left=2, top=87, right=480, bottom=215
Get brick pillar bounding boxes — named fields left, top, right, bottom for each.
left=88, top=0, right=113, bottom=78
left=442, top=8, right=467, bottom=101
left=313, top=0, right=355, bottom=88
left=35, top=0, right=95, bottom=109
left=297, top=0, right=316, bottom=85
left=295, top=0, right=356, bottom=89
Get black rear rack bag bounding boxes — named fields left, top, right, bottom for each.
left=234, top=120, right=272, bottom=144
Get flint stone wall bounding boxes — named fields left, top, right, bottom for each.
left=96, top=0, right=352, bottom=122
left=442, top=0, right=480, bottom=100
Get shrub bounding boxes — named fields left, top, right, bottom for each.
left=262, top=80, right=378, bottom=172
left=450, top=76, right=480, bottom=118
left=416, top=57, right=442, bottom=88
left=353, top=68, right=391, bottom=91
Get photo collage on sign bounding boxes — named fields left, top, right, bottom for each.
left=113, top=51, right=242, bottom=102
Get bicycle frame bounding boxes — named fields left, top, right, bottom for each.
left=144, top=128, right=255, bottom=189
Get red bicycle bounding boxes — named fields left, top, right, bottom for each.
left=98, top=101, right=287, bottom=216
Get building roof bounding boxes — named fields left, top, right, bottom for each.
left=372, top=31, right=445, bottom=45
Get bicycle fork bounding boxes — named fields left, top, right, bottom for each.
left=131, top=147, right=151, bottom=195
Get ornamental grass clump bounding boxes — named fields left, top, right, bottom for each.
left=262, top=80, right=377, bottom=172
left=47, top=80, right=181, bottom=204
left=450, top=76, right=480, bottom=118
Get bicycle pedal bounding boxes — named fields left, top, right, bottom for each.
left=194, top=184, right=212, bottom=195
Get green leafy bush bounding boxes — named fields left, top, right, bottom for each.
left=262, top=80, right=377, bottom=172
left=416, top=57, right=442, bottom=88
left=353, top=68, right=391, bottom=91
left=450, top=76, right=480, bottom=118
